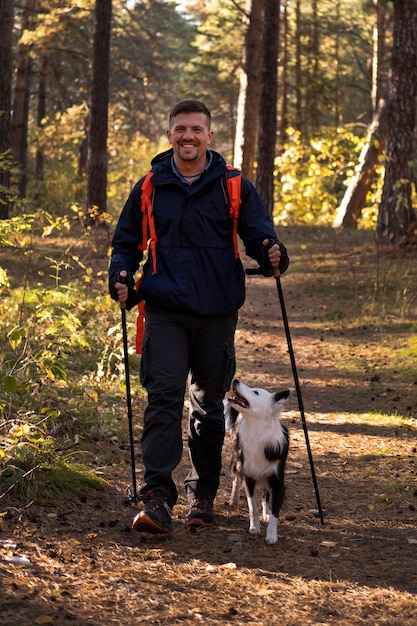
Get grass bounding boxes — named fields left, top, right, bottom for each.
left=0, top=461, right=111, bottom=503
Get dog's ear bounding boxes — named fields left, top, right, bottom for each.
left=273, top=389, right=290, bottom=404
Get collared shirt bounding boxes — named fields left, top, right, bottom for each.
left=171, top=151, right=213, bottom=186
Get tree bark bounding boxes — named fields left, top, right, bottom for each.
left=0, top=0, right=14, bottom=219
left=294, top=0, right=302, bottom=133
left=375, top=0, right=417, bottom=246
left=36, top=56, right=47, bottom=181
left=279, top=0, right=289, bottom=144
left=371, top=0, right=388, bottom=115
left=233, top=0, right=263, bottom=180
left=255, top=0, right=280, bottom=217
left=11, top=0, right=38, bottom=198
left=87, top=0, right=112, bottom=218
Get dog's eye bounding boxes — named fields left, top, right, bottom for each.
left=254, top=391, right=259, bottom=395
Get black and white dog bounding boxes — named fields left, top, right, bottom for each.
left=225, top=379, right=290, bottom=545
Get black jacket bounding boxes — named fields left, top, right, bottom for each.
left=109, top=149, right=288, bottom=315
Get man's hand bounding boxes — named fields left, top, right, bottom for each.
left=263, top=239, right=281, bottom=271
left=114, top=270, right=129, bottom=307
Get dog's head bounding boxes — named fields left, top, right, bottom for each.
left=226, top=379, right=290, bottom=422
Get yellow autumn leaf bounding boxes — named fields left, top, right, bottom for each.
left=35, top=615, right=53, bottom=624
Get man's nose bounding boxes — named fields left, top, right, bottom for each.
left=182, top=127, right=194, bottom=139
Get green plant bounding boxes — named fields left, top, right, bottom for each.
left=274, top=126, right=383, bottom=227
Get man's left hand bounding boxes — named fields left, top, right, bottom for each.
left=263, top=239, right=281, bottom=270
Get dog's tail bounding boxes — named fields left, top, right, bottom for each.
left=223, top=400, right=239, bottom=431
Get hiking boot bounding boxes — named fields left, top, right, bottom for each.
left=188, top=498, right=214, bottom=527
left=132, top=491, right=172, bottom=534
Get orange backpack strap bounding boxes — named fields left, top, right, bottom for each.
left=136, top=300, right=145, bottom=354
left=134, top=275, right=145, bottom=354
left=140, top=171, right=158, bottom=275
left=226, top=165, right=242, bottom=259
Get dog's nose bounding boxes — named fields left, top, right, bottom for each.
left=232, top=378, right=240, bottom=386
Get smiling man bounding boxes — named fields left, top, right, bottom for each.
left=167, top=105, right=214, bottom=172
left=109, top=99, right=289, bottom=535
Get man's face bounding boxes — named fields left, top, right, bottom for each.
left=167, top=112, right=214, bottom=165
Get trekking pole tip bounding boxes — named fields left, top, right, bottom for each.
left=314, top=509, right=328, bottom=524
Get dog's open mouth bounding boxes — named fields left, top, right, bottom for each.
left=228, top=386, right=249, bottom=409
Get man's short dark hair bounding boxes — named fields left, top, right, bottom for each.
left=169, top=99, right=211, bottom=128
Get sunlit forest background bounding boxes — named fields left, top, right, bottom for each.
left=2, top=0, right=415, bottom=237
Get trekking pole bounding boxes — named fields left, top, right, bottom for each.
left=118, top=273, right=138, bottom=504
left=246, top=260, right=327, bottom=524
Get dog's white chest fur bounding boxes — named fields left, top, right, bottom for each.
left=237, top=415, right=287, bottom=480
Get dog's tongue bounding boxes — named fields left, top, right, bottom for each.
left=229, top=390, right=249, bottom=408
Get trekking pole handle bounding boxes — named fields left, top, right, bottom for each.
left=118, top=272, right=128, bottom=310
left=268, top=238, right=281, bottom=278
left=245, top=240, right=281, bottom=277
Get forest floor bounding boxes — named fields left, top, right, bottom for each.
left=1, top=225, right=417, bottom=625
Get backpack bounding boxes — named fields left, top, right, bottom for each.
left=135, top=165, right=242, bottom=353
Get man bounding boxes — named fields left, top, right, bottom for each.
left=109, top=99, right=289, bottom=534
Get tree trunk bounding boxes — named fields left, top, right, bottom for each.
left=306, top=0, right=320, bottom=134
left=255, top=0, right=280, bottom=217
left=87, top=0, right=112, bottom=218
left=294, top=0, right=302, bottom=133
left=375, top=0, right=417, bottom=246
left=333, top=99, right=388, bottom=228
left=279, top=0, right=289, bottom=145
left=233, top=0, right=263, bottom=180
left=11, top=0, right=38, bottom=198
left=0, top=0, right=14, bottom=219
left=334, top=0, right=341, bottom=128
left=36, top=56, right=47, bottom=181
left=371, top=0, right=388, bottom=115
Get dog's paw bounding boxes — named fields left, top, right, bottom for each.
left=249, top=523, right=261, bottom=535
left=265, top=516, right=278, bottom=544
left=265, top=534, right=278, bottom=545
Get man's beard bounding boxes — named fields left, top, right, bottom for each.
left=178, top=145, right=199, bottom=161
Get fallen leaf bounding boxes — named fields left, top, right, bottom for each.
left=86, top=533, right=97, bottom=540
left=219, top=562, right=237, bottom=570
left=320, top=541, right=337, bottom=548
left=254, top=589, right=274, bottom=596
left=35, top=616, right=53, bottom=624
left=407, top=538, right=417, bottom=544
left=4, top=554, right=31, bottom=566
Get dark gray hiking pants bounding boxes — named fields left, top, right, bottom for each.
left=139, top=305, right=237, bottom=509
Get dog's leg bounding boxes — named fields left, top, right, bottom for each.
left=265, top=474, right=285, bottom=545
left=229, top=475, right=241, bottom=507
left=245, top=477, right=260, bottom=535
left=262, top=489, right=271, bottom=522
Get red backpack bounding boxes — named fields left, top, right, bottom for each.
left=135, top=165, right=242, bottom=353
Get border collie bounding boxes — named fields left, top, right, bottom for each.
left=225, top=379, right=290, bottom=545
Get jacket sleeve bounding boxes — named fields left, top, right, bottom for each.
left=237, top=177, right=289, bottom=276
left=108, top=178, right=146, bottom=309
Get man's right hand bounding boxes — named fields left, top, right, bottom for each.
left=115, top=270, right=129, bottom=307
